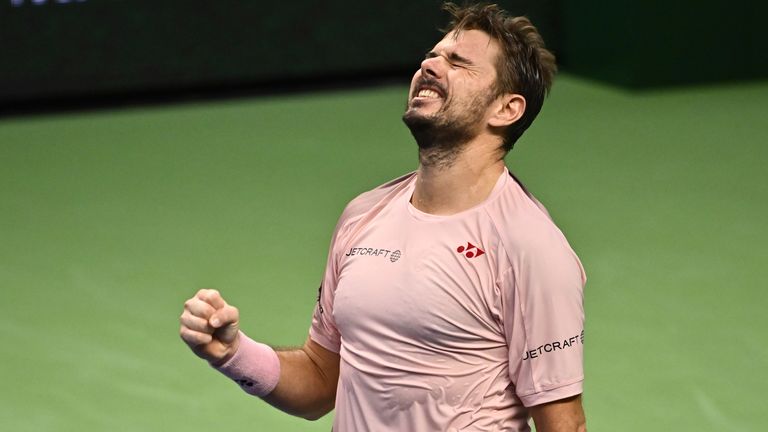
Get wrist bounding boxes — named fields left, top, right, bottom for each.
left=208, top=334, right=241, bottom=368
left=212, top=331, right=281, bottom=397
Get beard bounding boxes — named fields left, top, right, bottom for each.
left=402, top=88, right=493, bottom=168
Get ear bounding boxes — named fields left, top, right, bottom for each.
left=488, top=93, right=526, bottom=128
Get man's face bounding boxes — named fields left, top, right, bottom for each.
left=403, top=29, right=501, bottom=151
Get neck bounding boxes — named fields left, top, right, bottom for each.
left=411, top=138, right=506, bottom=215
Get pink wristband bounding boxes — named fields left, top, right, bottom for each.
left=213, top=331, right=281, bottom=397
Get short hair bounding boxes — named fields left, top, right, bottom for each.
left=442, top=2, right=557, bottom=151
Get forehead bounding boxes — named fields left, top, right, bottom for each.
left=433, top=29, right=500, bottom=67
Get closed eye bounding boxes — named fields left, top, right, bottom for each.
left=447, top=52, right=473, bottom=67
left=425, top=51, right=474, bottom=68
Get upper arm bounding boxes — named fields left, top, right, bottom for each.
left=500, top=214, right=586, bottom=406
left=293, top=337, right=340, bottom=419
left=302, top=336, right=341, bottom=390
left=530, top=394, right=586, bottom=432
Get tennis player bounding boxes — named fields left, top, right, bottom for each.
left=180, top=2, right=587, bottom=430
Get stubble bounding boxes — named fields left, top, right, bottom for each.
left=402, top=88, right=494, bottom=169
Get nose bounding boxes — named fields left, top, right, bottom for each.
left=420, top=55, right=443, bottom=79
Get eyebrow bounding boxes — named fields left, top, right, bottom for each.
left=425, top=50, right=474, bottom=66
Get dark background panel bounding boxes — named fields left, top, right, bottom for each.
left=1, top=0, right=445, bottom=102
left=1, top=0, right=766, bottom=107
left=561, top=0, right=768, bottom=88
left=0, top=0, right=558, bottom=105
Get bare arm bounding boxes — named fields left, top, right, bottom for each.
left=530, top=394, right=587, bottom=432
left=180, top=289, right=339, bottom=421
left=263, top=338, right=340, bottom=420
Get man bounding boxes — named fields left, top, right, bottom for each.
left=180, top=3, right=587, bottom=431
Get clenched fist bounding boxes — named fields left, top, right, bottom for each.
left=179, top=289, right=241, bottom=365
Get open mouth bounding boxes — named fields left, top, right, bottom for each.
left=416, top=88, right=441, bottom=99
left=412, top=79, right=446, bottom=100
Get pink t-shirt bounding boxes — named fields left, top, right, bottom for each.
left=310, top=168, right=586, bottom=431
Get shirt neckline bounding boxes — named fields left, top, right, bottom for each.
left=405, top=166, right=509, bottom=222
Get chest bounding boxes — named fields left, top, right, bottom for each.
left=332, top=211, right=506, bottom=350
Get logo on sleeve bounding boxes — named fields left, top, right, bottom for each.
left=316, top=285, right=324, bottom=314
left=456, top=242, right=485, bottom=258
left=522, top=330, right=584, bottom=361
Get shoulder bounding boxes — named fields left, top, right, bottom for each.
left=488, top=172, right=585, bottom=281
left=333, top=172, right=415, bottom=236
left=341, top=172, right=414, bottom=220
left=486, top=172, right=561, bottom=243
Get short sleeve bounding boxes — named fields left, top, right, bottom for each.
left=308, top=217, right=348, bottom=354
left=501, top=224, right=586, bottom=407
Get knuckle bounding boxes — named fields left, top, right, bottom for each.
left=179, top=311, right=195, bottom=326
left=184, top=298, right=202, bottom=311
left=198, top=288, right=219, bottom=302
left=180, top=327, right=211, bottom=346
left=183, top=301, right=202, bottom=317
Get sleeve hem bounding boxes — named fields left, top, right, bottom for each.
left=309, top=329, right=341, bottom=354
left=519, top=379, right=583, bottom=407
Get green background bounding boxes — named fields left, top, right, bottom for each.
left=1, top=75, right=767, bottom=430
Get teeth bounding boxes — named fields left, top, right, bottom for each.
left=417, top=89, right=440, bottom=98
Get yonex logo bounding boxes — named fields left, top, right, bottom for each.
left=456, top=242, right=485, bottom=258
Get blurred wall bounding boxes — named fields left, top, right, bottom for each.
left=561, top=1, right=768, bottom=88
left=1, top=0, right=765, bottom=106
left=1, top=0, right=448, bottom=104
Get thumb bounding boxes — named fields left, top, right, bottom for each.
left=209, top=305, right=240, bottom=344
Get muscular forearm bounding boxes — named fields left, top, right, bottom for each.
left=531, top=394, right=587, bottom=432
left=262, top=339, right=340, bottom=420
